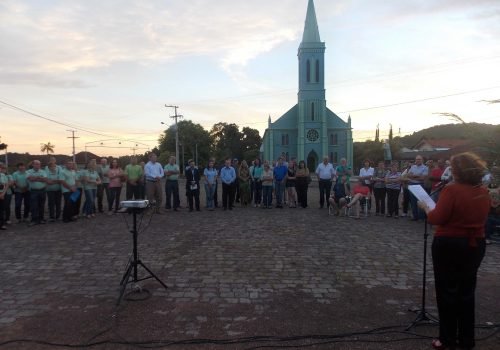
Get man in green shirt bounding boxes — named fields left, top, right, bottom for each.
left=59, top=160, right=78, bottom=223
left=26, top=160, right=47, bottom=225
left=125, top=157, right=143, bottom=200
left=96, top=158, right=110, bottom=213
left=12, top=162, right=30, bottom=223
left=164, top=156, right=180, bottom=211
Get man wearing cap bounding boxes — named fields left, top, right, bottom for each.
left=26, top=160, right=48, bottom=225
left=316, top=156, right=336, bottom=209
left=407, top=155, right=429, bottom=221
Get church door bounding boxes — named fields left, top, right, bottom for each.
left=307, top=150, right=318, bottom=174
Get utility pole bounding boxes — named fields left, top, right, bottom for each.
left=165, top=105, right=183, bottom=166
left=67, top=130, right=79, bottom=163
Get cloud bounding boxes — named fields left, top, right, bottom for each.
left=0, top=0, right=340, bottom=88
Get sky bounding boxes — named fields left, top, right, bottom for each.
left=1, top=0, right=499, bottom=157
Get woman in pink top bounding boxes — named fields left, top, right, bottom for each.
left=107, top=159, right=124, bottom=214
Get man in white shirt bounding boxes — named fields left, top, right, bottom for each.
left=315, top=156, right=336, bottom=209
left=144, top=153, right=164, bottom=213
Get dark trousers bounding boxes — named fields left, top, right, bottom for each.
left=432, top=237, right=485, bottom=349
left=373, top=187, right=386, bottom=214
left=126, top=183, right=141, bottom=200
left=222, top=183, right=234, bottom=209
left=73, top=188, right=83, bottom=216
left=108, top=186, right=122, bottom=212
left=47, top=190, right=62, bottom=220
left=187, top=189, right=200, bottom=211
left=213, top=181, right=219, bottom=207
left=296, top=180, right=308, bottom=208
left=386, top=188, right=399, bottom=216
left=0, top=198, right=4, bottom=227
left=234, top=179, right=240, bottom=203
left=4, top=193, right=12, bottom=222
left=165, top=180, right=180, bottom=209
left=318, top=179, right=332, bottom=208
left=402, top=187, right=410, bottom=214
left=97, top=183, right=109, bottom=212
left=62, top=192, right=75, bottom=222
left=30, top=189, right=46, bottom=223
left=253, top=181, right=262, bottom=205
left=15, top=191, right=30, bottom=220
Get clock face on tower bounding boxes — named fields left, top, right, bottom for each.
left=306, top=129, right=320, bottom=142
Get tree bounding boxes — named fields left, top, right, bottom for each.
left=240, top=127, right=262, bottom=161
left=375, top=124, right=380, bottom=143
left=209, top=122, right=242, bottom=161
left=388, top=124, right=393, bottom=143
left=158, top=120, right=211, bottom=167
left=40, top=142, right=55, bottom=155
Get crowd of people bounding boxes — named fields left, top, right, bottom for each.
left=0, top=153, right=498, bottom=234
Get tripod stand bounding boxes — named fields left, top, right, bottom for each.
left=406, top=218, right=439, bottom=330
left=117, top=207, right=168, bottom=306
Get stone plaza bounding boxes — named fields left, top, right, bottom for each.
left=0, top=183, right=499, bottom=349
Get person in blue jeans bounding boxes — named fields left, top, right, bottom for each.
left=273, top=157, right=287, bottom=208
left=261, top=161, right=274, bottom=209
left=204, top=160, right=218, bottom=210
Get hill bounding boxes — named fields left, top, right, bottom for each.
left=397, top=123, right=500, bottom=148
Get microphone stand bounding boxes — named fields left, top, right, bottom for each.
left=406, top=184, right=444, bottom=330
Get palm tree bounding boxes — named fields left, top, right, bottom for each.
left=40, top=142, right=55, bottom=155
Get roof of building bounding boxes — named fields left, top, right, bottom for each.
left=413, top=137, right=470, bottom=150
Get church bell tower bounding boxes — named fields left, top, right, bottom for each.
left=297, top=0, right=327, bottom=163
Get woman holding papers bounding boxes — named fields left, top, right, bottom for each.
left=419, top=152, right=490, bottom=350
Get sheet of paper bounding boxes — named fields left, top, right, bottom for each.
left=408, top=185, right=436, bottom=210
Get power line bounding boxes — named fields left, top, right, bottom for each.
left=337, top=85, right=500, bottom=114
left=0, top=99, right=157, bottom=145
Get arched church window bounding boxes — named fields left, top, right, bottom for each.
left=316, top=60, right=320, bottom=83
left=311, top=103, right=315, bottom=121
left=333, top=133, right=338, bottom=145
left=286, top=134, right=289, bottom=145
left=306, top=60, right=311, bottom=83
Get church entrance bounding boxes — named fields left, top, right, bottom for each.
left=307, top=150, right=318, bottom=174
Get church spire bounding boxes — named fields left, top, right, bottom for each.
left=301, top=0, right=321, bottom=43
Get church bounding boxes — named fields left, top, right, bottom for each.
left=261, top=0, right=353, bottom=172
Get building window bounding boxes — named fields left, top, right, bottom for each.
left=281, top=134, right=289, bottom=146
left=311, top=102, right=315, bottom=121
left=334, top=152, right=338, bottom=164
left=306, top=129, right=320, bottom=143
left=306, top=60, right=311, bottom=83
left=286, top=152, right=289, bottom=161
left=330, top=152, right=334, bottom=164
left=330, top=133, right=338, bottom=145
left=316, top=60, right=320, bottom=83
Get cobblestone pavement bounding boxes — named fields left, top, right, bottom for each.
left=0, top=183, right=499, bottom=349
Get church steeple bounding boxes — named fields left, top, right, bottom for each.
left=301, top=0, right=321, bottom=44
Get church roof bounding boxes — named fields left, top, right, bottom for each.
left=301, top=0, right=321, bottom=43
